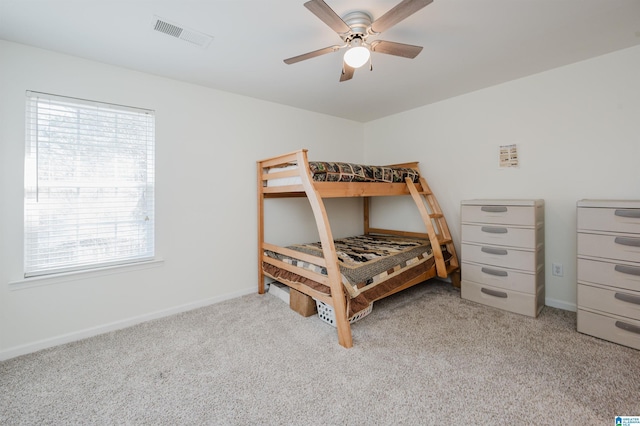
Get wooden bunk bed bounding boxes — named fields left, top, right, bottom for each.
left=257, top=149, right=460, bottom=348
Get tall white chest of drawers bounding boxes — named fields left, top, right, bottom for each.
left=461, top=199, right=545, bottom=317
left=577, top=199, right=640, bottom=350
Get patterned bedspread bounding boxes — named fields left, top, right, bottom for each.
left=264, top=235, right=435, bottom=298
left=263, top=234, right=448, bottom=317
left=308, top=161, right=420, bottom=183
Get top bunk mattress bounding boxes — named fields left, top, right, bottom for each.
left=267, top=161, right=420, bottom=187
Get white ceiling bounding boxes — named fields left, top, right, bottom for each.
left=1, top=0, right=640, bottom=122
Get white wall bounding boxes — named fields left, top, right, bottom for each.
left=3, top=39, right=639, bottom=359
left=0, top=40, right=364, bottom=359
left=364, top=45, right=640, bottom=311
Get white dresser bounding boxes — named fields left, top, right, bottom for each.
left=460, top=199, right=545, bottom=317
left=577, top=199, right=640, bottom=350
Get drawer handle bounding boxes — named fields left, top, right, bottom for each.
left=615, top=321, right=640, bottom=335
left=614, top=264, right=640, bottom=277
left=614, top=236, right=640, bottom=248
left=614, top=292, right=640, bottom=306
left=481, top=226, right=508, bottom=234
left=481, top=267, right=508, bottom=277
left=481, top=246, right=508, bottom=255
left=481, top=288, right=508, bottom=298
left=481, top=206, right=508, bottom=213
left=615, top=209, right=640, bottom=219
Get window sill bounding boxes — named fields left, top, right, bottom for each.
left=8, top=258, right=165, bottom=291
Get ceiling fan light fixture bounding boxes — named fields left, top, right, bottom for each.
left=343, top=44, right=370, bottom=69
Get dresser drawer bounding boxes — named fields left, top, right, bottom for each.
left=462, top=243, right=539, bottom=272
left=461, top=204, right=536, bottom=226
left=461, top=261, right=538, bottom=294
left=578, top=283, right=640, bottom=321
left=461, top=223, right=538, bottom=248
left=578, top=207, right=640, bottom=235
left=461, top=280, right=543, bottom=317
left=577, top=309, right=640, bottom=350
left=577, top=232, right=640, bottom=263
left=577, top=258, right=640, bottom=292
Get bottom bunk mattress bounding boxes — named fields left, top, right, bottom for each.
left=263, top=234, right=450, bottom=318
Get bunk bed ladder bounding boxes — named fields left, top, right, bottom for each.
left=406, top=177, right=460, bottom=286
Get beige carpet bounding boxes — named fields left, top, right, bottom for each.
left=1, top=281, right=638, bottom=424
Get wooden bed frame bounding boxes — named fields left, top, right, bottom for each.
left=257, top=149, right=459, bottom=348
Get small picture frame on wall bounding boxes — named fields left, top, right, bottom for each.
left=499, top=144, right=519, bottom=168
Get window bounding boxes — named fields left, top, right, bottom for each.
left=24, top=91, right=155, bottom=277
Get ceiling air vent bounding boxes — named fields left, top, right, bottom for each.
left=151, top=16, right=213, bottom=48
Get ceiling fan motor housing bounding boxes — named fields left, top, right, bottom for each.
left=342, top=11, right=373, bottom=42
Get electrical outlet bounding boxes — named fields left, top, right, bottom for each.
left=552, top=263, right=564, bottom=277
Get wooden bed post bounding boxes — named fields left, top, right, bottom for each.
left=363, top=197, right=371, bottom=235
left=257, top=160, right=266, bottom=294
left=295, top=151, right=353, bottom=348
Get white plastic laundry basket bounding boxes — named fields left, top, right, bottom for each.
left=314, top=300, right=372, bottom=327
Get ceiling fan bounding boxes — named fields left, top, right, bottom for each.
left=284, top=0, right=433, bottom=82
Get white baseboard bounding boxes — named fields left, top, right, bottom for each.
left=545, top=297, right=577, bottom=312
left=0, top=287, right=256, bottom=361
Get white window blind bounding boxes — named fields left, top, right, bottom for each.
left=24, top=91, right=155, bottom=277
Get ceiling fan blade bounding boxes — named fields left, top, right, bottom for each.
left=370, top=0, right=433, bottom=34
left=284, top=45, right=341, bottom=64
left=339, top=63, right=355, bottom=82
left=304, top=0, right=351, bottom=35
left=371, top=40, right=423, bottom=58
